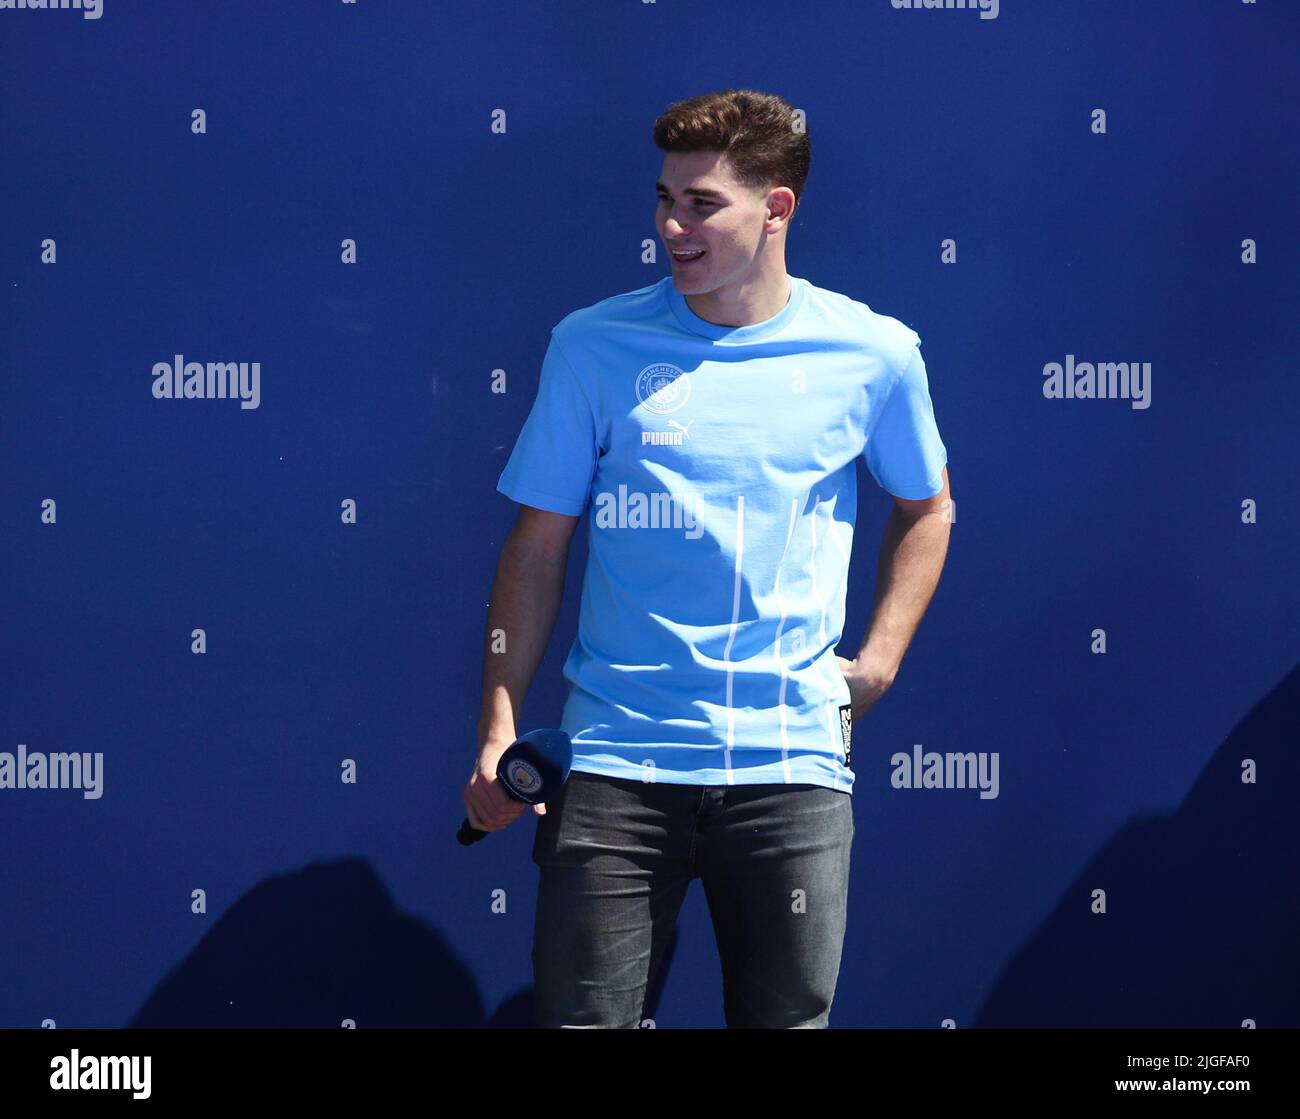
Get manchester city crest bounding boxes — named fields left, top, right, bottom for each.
left=505, top=757, right=542, bottom=798
left=635, top=363, right=692, bottom=415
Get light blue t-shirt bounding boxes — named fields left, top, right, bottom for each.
left=496, top=274, right=948, bottom=793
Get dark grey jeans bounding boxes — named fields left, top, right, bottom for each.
left=531, top=769, right=855, bottom=1028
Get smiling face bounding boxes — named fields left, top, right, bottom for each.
left=655, top=149, right=794, bottom=313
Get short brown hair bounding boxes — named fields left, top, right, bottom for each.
left=652, top=89, right=811, bottom=209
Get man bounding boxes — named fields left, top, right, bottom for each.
left=465, top=89, right=951, bottom=1028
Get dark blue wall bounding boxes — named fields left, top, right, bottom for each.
left=2, top=0, right=1296, bottom=1028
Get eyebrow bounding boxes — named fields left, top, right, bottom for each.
left=656, top=180, right=725, bottom=199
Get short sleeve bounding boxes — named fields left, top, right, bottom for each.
left=496, top=331, right=601, bottom=516
left=865, top=339, right=948, bottom=499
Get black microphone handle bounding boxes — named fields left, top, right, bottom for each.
left=457, top=818, right=489, bottom=846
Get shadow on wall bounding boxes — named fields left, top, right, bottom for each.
left=125, top=653, right=1296, bottom=1029
left=126, top=856, right=678, bottom=1028
left=975, top=662, right=1300, bottom=1028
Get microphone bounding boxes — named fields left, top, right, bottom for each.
left=458, top=728, right=573, bottom=846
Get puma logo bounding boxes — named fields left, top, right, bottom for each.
left=642, top=418, right=695, bottom=446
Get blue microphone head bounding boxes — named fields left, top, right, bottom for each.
left=496, top=728, right=573, bottom=805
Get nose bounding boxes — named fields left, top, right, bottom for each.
left=662, top=207, right=690, bottom=238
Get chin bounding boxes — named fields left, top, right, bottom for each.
left=671, top=271, right=712, bottom=293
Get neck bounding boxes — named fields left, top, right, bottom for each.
left=683, top=263, right=792, bottom=328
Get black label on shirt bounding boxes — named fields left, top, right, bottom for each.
left=838, top=703, right=853, bottom=767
